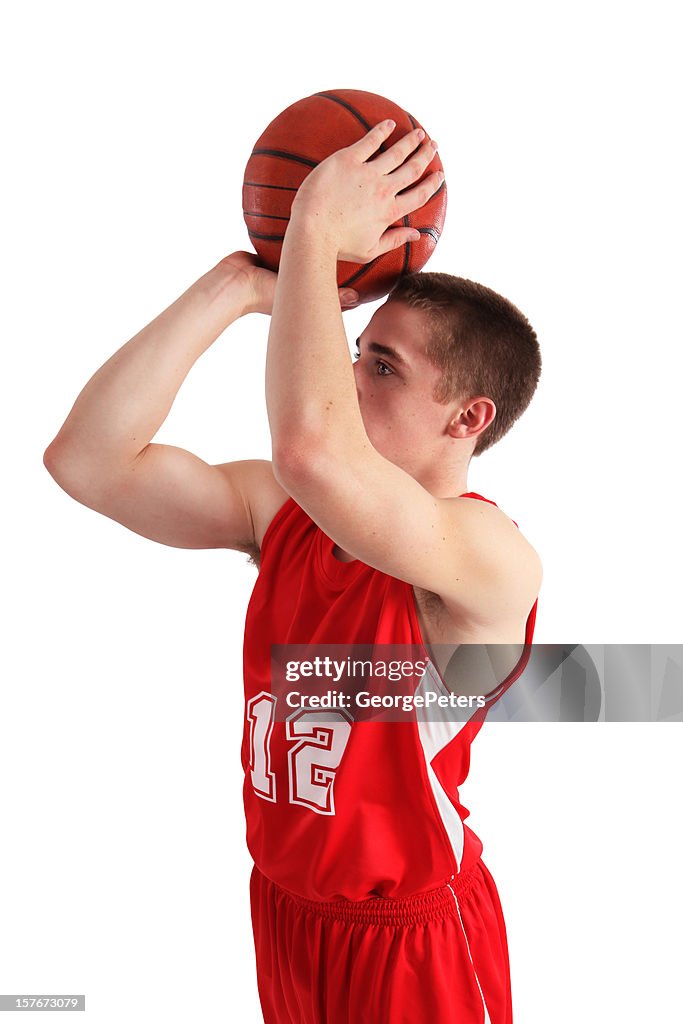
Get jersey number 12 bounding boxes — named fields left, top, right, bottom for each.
left=247, top=692, right=352, bottom=816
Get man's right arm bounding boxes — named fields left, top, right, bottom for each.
left=43, top=252, right=288, bottom=555
left=45, top=444, right=289, bottom=553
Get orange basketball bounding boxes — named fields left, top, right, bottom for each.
left=242, top=89, right=447, bottom=303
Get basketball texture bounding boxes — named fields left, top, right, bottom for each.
left=242, top=89, right=447, bottom=303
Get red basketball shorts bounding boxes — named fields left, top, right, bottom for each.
left=249, top=858, right=512, bottom=1024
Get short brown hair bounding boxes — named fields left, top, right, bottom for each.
left=387, top=272, right=541, bottom=456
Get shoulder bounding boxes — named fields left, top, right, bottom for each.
left=438, top=493, right=542, bottom=628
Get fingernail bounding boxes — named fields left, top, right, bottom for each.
left=342, top=290, right=359, bottom=305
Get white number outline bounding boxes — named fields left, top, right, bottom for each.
left=286, top=709, right=353, bottom=816
left=246, top=692, right=277, bottom=802
left=246, top=693, right=353, bottom=815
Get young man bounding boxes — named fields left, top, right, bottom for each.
left=44, top=122, right=542, bottom=1023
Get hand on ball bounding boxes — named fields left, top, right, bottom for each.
left=217, top=251, right=358, bottom=315
left=291, top=121, right=443, bottom=265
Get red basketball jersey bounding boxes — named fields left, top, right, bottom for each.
left=241, top=493, right=537, bottom=901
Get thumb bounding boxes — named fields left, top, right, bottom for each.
left=340, top=288, right=360, bottom=307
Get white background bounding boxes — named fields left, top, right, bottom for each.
left=2, top=1, right=681, bottom=1021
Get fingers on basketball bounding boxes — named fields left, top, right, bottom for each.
left=390, top=138, right=438, bottom=192
left=374, top=225, right=420, bottom=258
left=351, top=120, right=397, bottom=161
left=395, top=169, right=444, bottom=220
left=371, top=126, right=425, bottom=173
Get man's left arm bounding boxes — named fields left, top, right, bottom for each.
left=265, top=121, right=541, bottom=627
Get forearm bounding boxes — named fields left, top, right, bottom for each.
left=266, top=216, right=367, bottom=466
left=46, top=259, right=250, bottom=469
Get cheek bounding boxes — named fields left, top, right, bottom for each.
left=366, top=395, right=424, bottom=444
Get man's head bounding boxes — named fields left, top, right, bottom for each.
left=352, top=274, right=540, bottom=485
left=387, top=271, right=541, bottom=457
left=352, top=271, right=540, bottom=476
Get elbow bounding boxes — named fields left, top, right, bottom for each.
left=272, top=436, right=331, bottom=491
left=43, top=439, right=87, bottom=501
left=43, top=438, right=106, bottom=506
left=43, top=438, right=74, bottom=486
left=42, top=440, right=59, bottom=475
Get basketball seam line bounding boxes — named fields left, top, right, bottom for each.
left=314, top=92, right=396, bottom=154
left=243, top=181, right=298, bottom=192
left=250, top=147, right=319, bottom=169
left=247, top=229, right=287, bottom=242
left=244, top=211, right=291, bottom=222
left=315, top=92, right=374, bottom=132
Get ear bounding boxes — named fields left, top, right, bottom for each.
left=446, top=396, right=496, bottom=441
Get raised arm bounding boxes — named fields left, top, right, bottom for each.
left=266, top=123, right=541, bottom=630
left=43, top=253, right=290, bottom=551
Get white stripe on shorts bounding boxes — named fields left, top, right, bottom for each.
left=447, top=877, right=492, bottom=1024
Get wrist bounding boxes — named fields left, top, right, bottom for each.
left=202, top=259, right=258, bottom=318
left=288, top=200, right=342, bottom=261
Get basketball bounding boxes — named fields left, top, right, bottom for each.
left=242, top=89, right=447, bottom=303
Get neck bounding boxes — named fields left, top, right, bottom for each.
left=413, top=460, right=471, bottom=499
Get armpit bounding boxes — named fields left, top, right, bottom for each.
left=244, top=544, right=261, bottom=570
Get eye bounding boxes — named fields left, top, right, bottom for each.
left=353, top=342, right=394, bottom=377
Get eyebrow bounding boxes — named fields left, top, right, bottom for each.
left=355, top=337, right=411, bottom=369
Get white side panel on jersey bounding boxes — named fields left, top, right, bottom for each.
left=415, top=660, right=470, bottom=870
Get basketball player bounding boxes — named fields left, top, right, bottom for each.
left=44, top=121, right=542, bottom=1023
